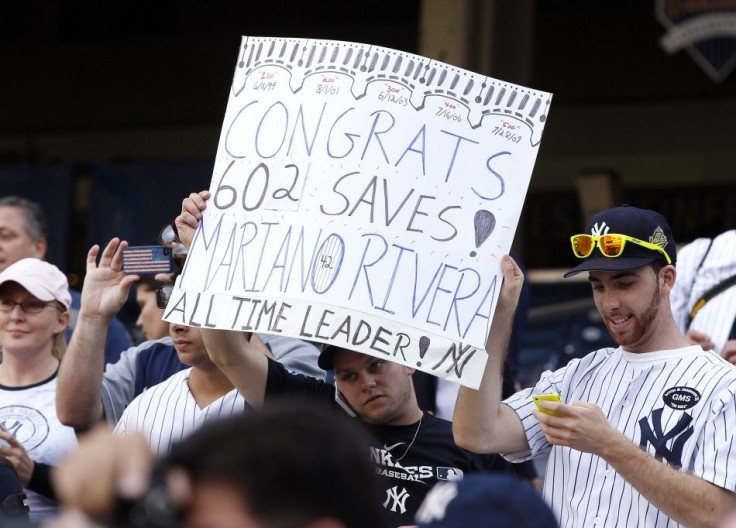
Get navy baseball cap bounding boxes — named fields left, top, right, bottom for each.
left=415, top=473, right=557, bottom=528
left=318, top=344, right=340, bottom=370
left=564, top=205, right=676, bottom=278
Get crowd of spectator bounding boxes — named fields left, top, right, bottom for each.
left=1, top=193, right=736, bottom=528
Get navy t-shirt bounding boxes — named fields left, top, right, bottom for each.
left=265, top=358, right=500, bottom=526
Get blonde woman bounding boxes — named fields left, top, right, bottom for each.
left=0, top=258, right=77, bottom=522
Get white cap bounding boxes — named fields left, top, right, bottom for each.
left=0, top=258, right=71, bottom=310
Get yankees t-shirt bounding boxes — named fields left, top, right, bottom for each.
left=0, top=371, right=78, bottom=521
left=265, top=358, right=498, bottom=526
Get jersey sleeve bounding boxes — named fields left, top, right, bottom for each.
left=501, top=365, right=571, bottom=462
left=695, top=387, right=736, bottom=491
left=113, top=404, right=131, bottom=437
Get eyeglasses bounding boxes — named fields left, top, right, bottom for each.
left=0, top=298, right=56, bottom=313
left=156, top=285, right=174, bottom=309
left=570, top=233, right=672, bottom=265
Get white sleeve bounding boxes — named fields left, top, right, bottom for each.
left=696, top=388, right=736, bottom=491
left=113, top=405, right=130, bottom=437
left=501, top=363, right=573, bottom=462
left=670, top=238, right=711, bottom=333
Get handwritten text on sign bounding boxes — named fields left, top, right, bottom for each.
left=165, top=37, right=552, bottom=388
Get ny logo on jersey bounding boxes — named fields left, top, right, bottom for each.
left=638, top=408, right=694, bottom=468
left=0, top=420, right=22, bottom=437
left=590, top=222, right=610, bottom=237
left=383, top=486, right=410, bottom=514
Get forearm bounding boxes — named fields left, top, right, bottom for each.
left=201, top=328, right=269, bottom=407
left=453, top=304, right=515, bottom=452
left=603, top=433, right=732, bottom=527
left=57, top=314, right=109, bottom=428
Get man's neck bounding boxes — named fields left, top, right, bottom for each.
left=380, top=407, right=425, bottom=427
left=623, top=320, right=692, bottom=354
left=187, top=366, right=235, bottom=409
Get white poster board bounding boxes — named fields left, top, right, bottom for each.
left=165, top=37, right=552, bottom=388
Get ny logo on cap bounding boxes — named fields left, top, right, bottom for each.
left=590, top=222, right=610, bottom=237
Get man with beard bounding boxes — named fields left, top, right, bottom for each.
left=454, top=205, right=736, bottom=528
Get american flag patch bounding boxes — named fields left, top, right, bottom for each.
left=122, top=245, right=172, bottom=274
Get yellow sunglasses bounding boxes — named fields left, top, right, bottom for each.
left=570, top=233, right=672, bottom=265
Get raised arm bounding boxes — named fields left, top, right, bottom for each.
left=200, top=329, right=271, bottom=407
left=453, top=254, right=530, bottom=454
left=175, top=190, right=271, bottom=407
left=56, top=239, right=139, bottom=429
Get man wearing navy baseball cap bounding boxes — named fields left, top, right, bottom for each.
left=564, top=204, right=676, bottom=277
left=454, top=204, right=736, bottom=527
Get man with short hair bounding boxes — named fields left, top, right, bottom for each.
left=175, top=191, right=514, bottom=526
left=0, top=195, right=131, bottom=364
left=454, top=205, right=736, bottom=527
left=56, top=238, right=324, bottom=430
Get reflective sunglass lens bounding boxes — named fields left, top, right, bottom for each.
left=600, top=235, right=624, bottom=257
left=573, top=235, right=593, bottom=257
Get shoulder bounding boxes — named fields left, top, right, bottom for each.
left=421, top=412, right=452, bottom=430
left=676, top=236, right=716, bottom=264
left=689, top=350, right=736, bottom=381
left=133, top=338, right=180, bottom=366
left=414, top=414, right=491, bottom=467
left=712, top=229, right=736, bottom=244
left=128, top=368, right=191, bottom=405
left=119, top=336, right=174, bottom=360
left=546, top=347, right=617, bottom=379
left=265, top=357, right=334, bottom=400
left=416, top=413, right=457, bottom=443
left=258, top=334, right=318, bottom=355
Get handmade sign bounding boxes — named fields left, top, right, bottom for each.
left=164, top=37, right=552, bottom=388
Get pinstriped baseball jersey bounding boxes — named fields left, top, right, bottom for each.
left=670, top=230, right=736, bottom=354
left=503, top=345, right=736, bottom=528
left=114, top=368, right=248, bottom=456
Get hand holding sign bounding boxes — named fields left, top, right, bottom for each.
left=175, top=190, right=210, bottom=249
